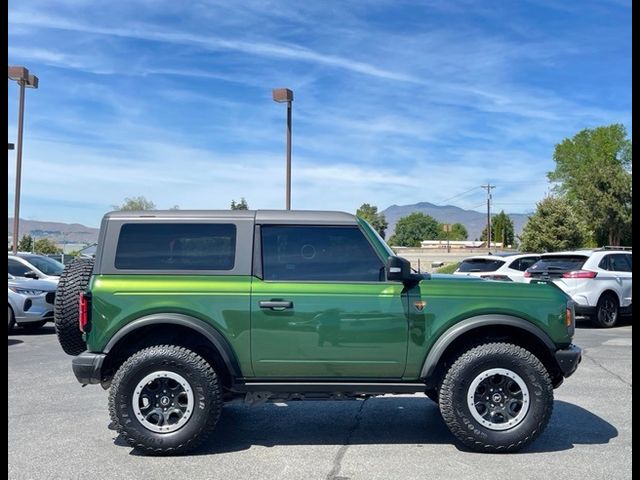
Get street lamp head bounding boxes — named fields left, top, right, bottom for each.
left=26, top=74, right=39, bottom=89
left=8, top=66, right=29, bottom=82
left=8, top=66, right=38, bottom=88
left=272, top=88, right=293, bottom=103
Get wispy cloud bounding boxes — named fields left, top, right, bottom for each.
left=7, top=0, right=631, bottom=226
left=10, top=11, right=421, bottom=83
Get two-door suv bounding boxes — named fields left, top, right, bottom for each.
left=54, top=210, right=581, bottom=454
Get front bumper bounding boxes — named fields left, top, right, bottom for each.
left=575, top=305, right=596, bottom=317
left=72, top=351, right=106, bottom=385
left=555, top=344, right=582, bottom=378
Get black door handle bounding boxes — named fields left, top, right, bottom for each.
left=259, top=300, right=293, bottom=310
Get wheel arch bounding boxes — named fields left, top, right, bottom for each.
left=598, top=289, right=621, bottom=306
left=421, top=315, right=563, bottom=389
left=101, top=313, right=242, bottom=389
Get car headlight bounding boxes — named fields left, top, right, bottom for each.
left=8, top=287, right=47, bottom=295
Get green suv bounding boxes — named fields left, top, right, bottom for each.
left=54, top=210, right=581, bottom=454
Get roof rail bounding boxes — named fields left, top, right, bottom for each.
left=600, top=246, right=633, bottom=251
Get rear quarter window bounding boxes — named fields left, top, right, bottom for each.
left=457, top=258, right=505, bottom=273
left=508, top=256, right=540, bottom=272
left=114, top=223, right=236, bottom=270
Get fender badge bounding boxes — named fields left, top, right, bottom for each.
left=414, top=300, right=426, bottom=312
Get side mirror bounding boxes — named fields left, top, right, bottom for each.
left=386, top=256, right=425, bottom=284
left=23, top=271, right=39, bottom=279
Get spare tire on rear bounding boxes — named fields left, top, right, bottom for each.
left=54, top=256, right=95, bottom=356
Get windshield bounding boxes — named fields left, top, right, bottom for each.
left=457, top=258, right=505, bottom=273
left=22, top=255, right=65, bottom=276
left=528, top=255, right=587, bottom=272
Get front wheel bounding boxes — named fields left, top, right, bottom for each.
left=439, top=342, right=553, bottom=453
left=8, top=306, right=15, bottom=333
left=108, top=345, right=222, bottom=455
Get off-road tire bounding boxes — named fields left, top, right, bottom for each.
left=54, top=257, right=94, bottom=355
left=439, top=342, right=553, bottom=453
left=109, top=345, right=222, bottom=455
left=592, top=292, right=619, bottom=328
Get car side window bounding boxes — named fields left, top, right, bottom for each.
left=8, top=259, right=31, bottom=277
left=114, top=223, right=237, bottom=271
left=609, top=254, right=632, bottom=273
left=261, top=226, right=384, bottom=282
left=598, top=255, right=612, bottom=270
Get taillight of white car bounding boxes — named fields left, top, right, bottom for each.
left=562, top=270, right=597, bottom=279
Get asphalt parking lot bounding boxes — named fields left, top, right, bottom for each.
left=8, top=319, right=632, bottom=480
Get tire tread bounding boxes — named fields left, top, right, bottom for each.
left=108, top=345, right=222, bottom=455
left=439, top=342, right=553, bottom=453
left=54, top=257, right=94, bottom=355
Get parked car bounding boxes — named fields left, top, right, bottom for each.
left=8, top=274, right=57, bottom=332
left=54, top=210, right=580, bottom=455
left=453, top=253, right=541, bottom=282
left=525, top=249, right=632, bottom=327
left=7, top=253, right=65, bottom=282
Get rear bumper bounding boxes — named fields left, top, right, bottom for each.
left=555, top=344, right=582, bottom=378
left=72, top=351, right=106, bottom=385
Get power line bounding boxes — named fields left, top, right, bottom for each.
left=460, top=202, right=486, bottom=210
left=435, top=186, right=482, bottom=206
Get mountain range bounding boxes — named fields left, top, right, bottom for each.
left=8, top=202, right=531, bottom=245
left=380, top=202, right=530, bottom=241
left=8, top=218, right=99, bottom=245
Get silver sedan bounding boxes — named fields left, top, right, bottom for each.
left=8, top=275, right=57, bottom=332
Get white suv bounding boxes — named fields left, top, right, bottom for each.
left=453, top=253, right=541, bottom=282
left=524, top=249, right=632, bottom=327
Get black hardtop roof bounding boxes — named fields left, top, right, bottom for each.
left=103, top=209, right=358, bottom=225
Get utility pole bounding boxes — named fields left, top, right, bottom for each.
left=272, top=88, right=293, bottom=210
left=481, top=184, right=495, bottom=252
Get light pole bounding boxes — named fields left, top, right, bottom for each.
left=272, top=88, right=293, bottom=210
left=8, top=66, right=39, bottom=254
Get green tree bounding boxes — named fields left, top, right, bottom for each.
left=480, top=211, right=515, bottom=246
left=34, top=238, right=62, bottom=255
left=448, top=223, right=468, bottom=241
left=388, top=213, right=440, bottom=247
left=18, top=234, right=34, bottom=252
left=519, top=197, right=586, bottom=252
left=230, top=198, right=249, bottom=210
left=548, top=124, right=632, bottom=246
left=356, top=203, right=389, bottom=238
left=113, top=196, right=156, bottom=211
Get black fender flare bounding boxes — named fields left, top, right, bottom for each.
left=103, top=313, right=242, bottom=379
left=420, top=314, right=556, bottom=379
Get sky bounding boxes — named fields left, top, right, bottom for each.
left=7, top=0, right=632, bottom=228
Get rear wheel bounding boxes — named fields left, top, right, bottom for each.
left=109, top=345, right=222, bottom=455
left=439, top=342, right=553, bottom=452
left=54, top=257, right=94, bottom=355
left=592, top=293, right=619, bottom=328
